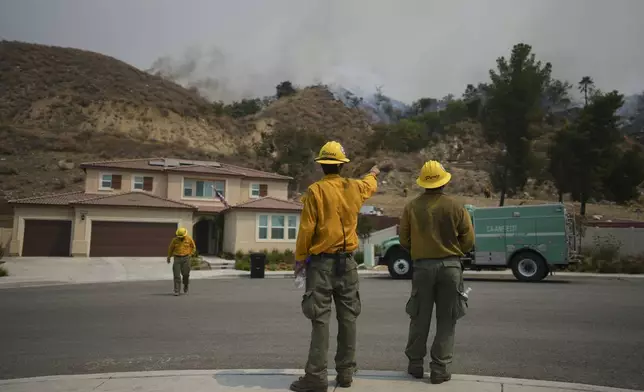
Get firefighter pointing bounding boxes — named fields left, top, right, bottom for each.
left=400, top=160, right=474, bottom=384
left=290, top=141, right=380, bottom=392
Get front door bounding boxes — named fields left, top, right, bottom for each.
left=194, top=219, right=210, bottom=255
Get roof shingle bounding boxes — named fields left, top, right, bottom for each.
left=72, top=192, right=196, bottom=210
left=228, top=197, right=303, bottom=212
left=80, top=157, right=292, bottom=180
left=9, top=191, right=100, bottom=205
left=10, top=191, right=196, bottom=210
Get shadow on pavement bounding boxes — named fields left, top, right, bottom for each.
left=367, top=275, right=572, bottom=284
left=214, top=374, right=331, bottom=390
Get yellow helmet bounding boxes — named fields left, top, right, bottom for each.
left=416, top=160, right=451, bottom=189
left=314, top=141, right=350, bottom=164
left=176, top=227, right=187, bottom=237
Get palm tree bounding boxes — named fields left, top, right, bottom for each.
left=578, top=76, right=594, bottom=107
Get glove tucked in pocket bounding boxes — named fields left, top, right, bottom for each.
left=453, top=289, right=468, bottom=320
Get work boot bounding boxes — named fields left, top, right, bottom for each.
left=289, top=375, right=327, bottom=392
left=335, top=372, right=353, bottom=388
left=430, top=372, right=452, bottom=384
left=407, top=363, right=424, bottom=379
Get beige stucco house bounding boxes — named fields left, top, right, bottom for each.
left=7, top=158, right=303, bottom=257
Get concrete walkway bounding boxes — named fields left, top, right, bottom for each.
left=0, top=257, right=643, bottom=289
left=0, top=370, right=641, bottom=392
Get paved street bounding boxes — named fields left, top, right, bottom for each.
left=1, top=277, right=643, bottom=390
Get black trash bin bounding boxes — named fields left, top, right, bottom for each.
left=250, top=252, right=266, bottom=279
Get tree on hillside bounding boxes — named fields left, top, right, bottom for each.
left=602, top=143, right=644, bottom=204
left=276, top=81, right=297, bottom=99
left=462, top=84, right=486, bottom=119
left=410, top=97, right=437, bottom=116
left=626, top=92, right=644, bottom=137
left=258, top=125, right=324, bottom=191
left=224, top=98, right=263, bottom=118
left=551, top=91, right=625, bottom=215
left=578, top=76, right=595, bottom=107
left=548, top=126, right=578, bottom=202
left=543, top=79, right=573, bottom=119
left=480, top=43, right=553, bottom=206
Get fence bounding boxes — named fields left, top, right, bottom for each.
left=358, top=226, right=398, bottom=252
left=581, top=224, right=644, bottom=256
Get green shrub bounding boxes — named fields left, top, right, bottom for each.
left=190, top=252, right=211, bottom=270
left=0, top=266, right=8, bottom=277
left=235, top=256, right=251, bottom=271
left=233, top=249, right=295, bottom=271
left=591, top=234, right=622, bottom=263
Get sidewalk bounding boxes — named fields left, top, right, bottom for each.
left=0, top=370, right=640, bottom=392
left=1, top=257, right=643, bottom=289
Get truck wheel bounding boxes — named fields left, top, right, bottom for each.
left=510, top=252, right=548, bottom=282
left=387, top=249, right=413, bottom=279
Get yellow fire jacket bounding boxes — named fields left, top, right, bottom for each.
left=399, top=190, right=475, bottom=260
left=167, top=235, right=196, bottom=258
left=295, top=173, right=378, bottom=261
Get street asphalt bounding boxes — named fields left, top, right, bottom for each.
left=0, top=277, right=643, bottom=390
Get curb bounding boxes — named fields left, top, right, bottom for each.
left=0, top=369, right=640, bottom=392
left=1, top=270, right=642, bottom=290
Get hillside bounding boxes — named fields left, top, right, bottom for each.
left=0, top=41, right=641, bottom=221
left=0, top=40, right=239, bottom=152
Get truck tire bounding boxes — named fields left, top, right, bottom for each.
left=387, top=248, right=413, bottom=279
left=510, top=252, right=548, bottom=282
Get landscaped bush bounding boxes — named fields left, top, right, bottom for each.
left=189, top=251, right=211, bottom=271
left=0, top=266, right=8, bottom=277
left=233, top=249, right=294, bottom=271
left=232, top=249, right=373, bottom=270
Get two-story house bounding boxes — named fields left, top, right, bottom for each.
left=7, top=158, right=303, bottom=257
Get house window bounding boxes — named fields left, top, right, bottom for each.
left=258, top=215, right=268, bottom=239
left=257, top=214, right=298, bottom=241
left=133, top=176, right=154, bottom=191
left=183, top=179, right=225, bottom=199
left=100, top=174, right=122, bottom=190
left=288, top=216, right=298, bottom=239
left=271, top=215, right=284, bottom=239
left=101, top=174, right=112, bottom=189
left=250, top=183, right=269, bottom=198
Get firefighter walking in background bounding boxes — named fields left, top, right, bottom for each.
left=167, top=227, right=196, bottom=296
left=400, top=160, right=475, bottom=384
left=290, top=141, right=380, bottom=392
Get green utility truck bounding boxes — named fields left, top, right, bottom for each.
left=377, top=203, right=578, bottom=282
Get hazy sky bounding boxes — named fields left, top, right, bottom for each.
left=1, top=0, right=643, bottom=103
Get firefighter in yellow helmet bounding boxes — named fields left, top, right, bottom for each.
left=290, top=141, right=380, bottom=392
left=167, top=227, right=196, bottom=296
left=400, top=160, right=474, bottom=384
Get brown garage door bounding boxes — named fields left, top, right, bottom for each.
left=90, top=221, right=178, bottom=257
left=22, top=220, right=72, bottom=257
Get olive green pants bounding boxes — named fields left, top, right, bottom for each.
left=301, top=255, right=361, bottom=382
left=404, top=258, right=465, bottom=376
left=172, top=255, right=191, bottom=293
